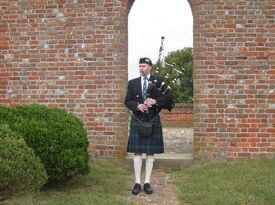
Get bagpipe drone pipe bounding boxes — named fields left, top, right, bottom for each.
left=146, top=36, right=186, bottom=112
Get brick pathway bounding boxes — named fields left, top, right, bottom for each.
left=127, top=170, right=179, bottom=205
left=126, top=127, right=192, bottom=204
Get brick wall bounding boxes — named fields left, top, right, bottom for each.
left=0, top=0, right=274, bottom=160
left=0, top=0, right=133, bottom=158
left=191, top=0, right=275, bottom=159
left=160, top=103, right=193, bottom=128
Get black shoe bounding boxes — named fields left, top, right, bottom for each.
left=144, top=183, right=153, bottom=194
left=132, top=183, right=141, bottom=195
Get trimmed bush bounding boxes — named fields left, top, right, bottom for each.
left=6, top=104, right=90, bottom=184
left=0, top=124, right=47, bottom=200
left=0, top=106, right=12, bottom=125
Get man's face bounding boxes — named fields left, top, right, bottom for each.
left=139, top=64, right=151, bottom=77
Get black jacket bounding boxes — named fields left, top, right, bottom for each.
left=125, top=75, right=174, bottom=121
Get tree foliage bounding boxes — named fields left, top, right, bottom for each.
left=152, top=47, right=193, bottom=103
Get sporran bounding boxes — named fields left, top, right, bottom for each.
left=138, top=122, right=153, bottom=138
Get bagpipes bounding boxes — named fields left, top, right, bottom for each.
left=146, top=36, right=185, bottom=111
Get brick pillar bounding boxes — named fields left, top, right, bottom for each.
left=0, top=0, right=132, bottom=158
left=191, top=0, right=275, bottom=159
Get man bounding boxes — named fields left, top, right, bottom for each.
left=125, top=57, right=174, bottom=195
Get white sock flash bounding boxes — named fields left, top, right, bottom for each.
left=133, top=155, right=142, bottom=184
left=144, top=155, right=154, bottom=184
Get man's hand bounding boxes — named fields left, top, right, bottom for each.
left=144, top=98, right=156, bottom=108
left=137, top=104, right=148, bottom=112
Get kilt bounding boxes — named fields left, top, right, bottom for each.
left=127, top=115, right=164, bottom=154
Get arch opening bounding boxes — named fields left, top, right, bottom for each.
left=127, top=0, right=194, bottom=162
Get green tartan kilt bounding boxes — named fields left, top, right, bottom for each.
left=127, top=115, right=164, bottom=154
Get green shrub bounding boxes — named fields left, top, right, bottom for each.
left=0, top=124, right=47, bottom=200
left=0, top=106, right=12, bottom=125
left=6, top=104, right=90, bottom=184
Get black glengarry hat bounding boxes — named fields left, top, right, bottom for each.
left=139, top=57, right=152, bottom=66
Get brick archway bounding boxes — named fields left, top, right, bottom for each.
left=0, top=0, right=274, bottom=160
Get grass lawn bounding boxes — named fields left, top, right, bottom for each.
left=3, top=159, right=134, bottom=205
left=2, top=158, right=275, bottom=205
left=174, top=158, right=275, bottom=205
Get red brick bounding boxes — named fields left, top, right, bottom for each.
left=0, top=0, right=273, bottom=160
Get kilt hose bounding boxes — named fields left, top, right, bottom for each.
left=127, top=115, right=164, bottom=154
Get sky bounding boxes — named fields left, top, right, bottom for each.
left=128, top=0, right=193, bottom=80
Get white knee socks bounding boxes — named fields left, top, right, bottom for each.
left=133, top=155, right=142, bottom=184
left=144, top=155, right=154, bottom=184
left=133, top=155, right=155, bottom=184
